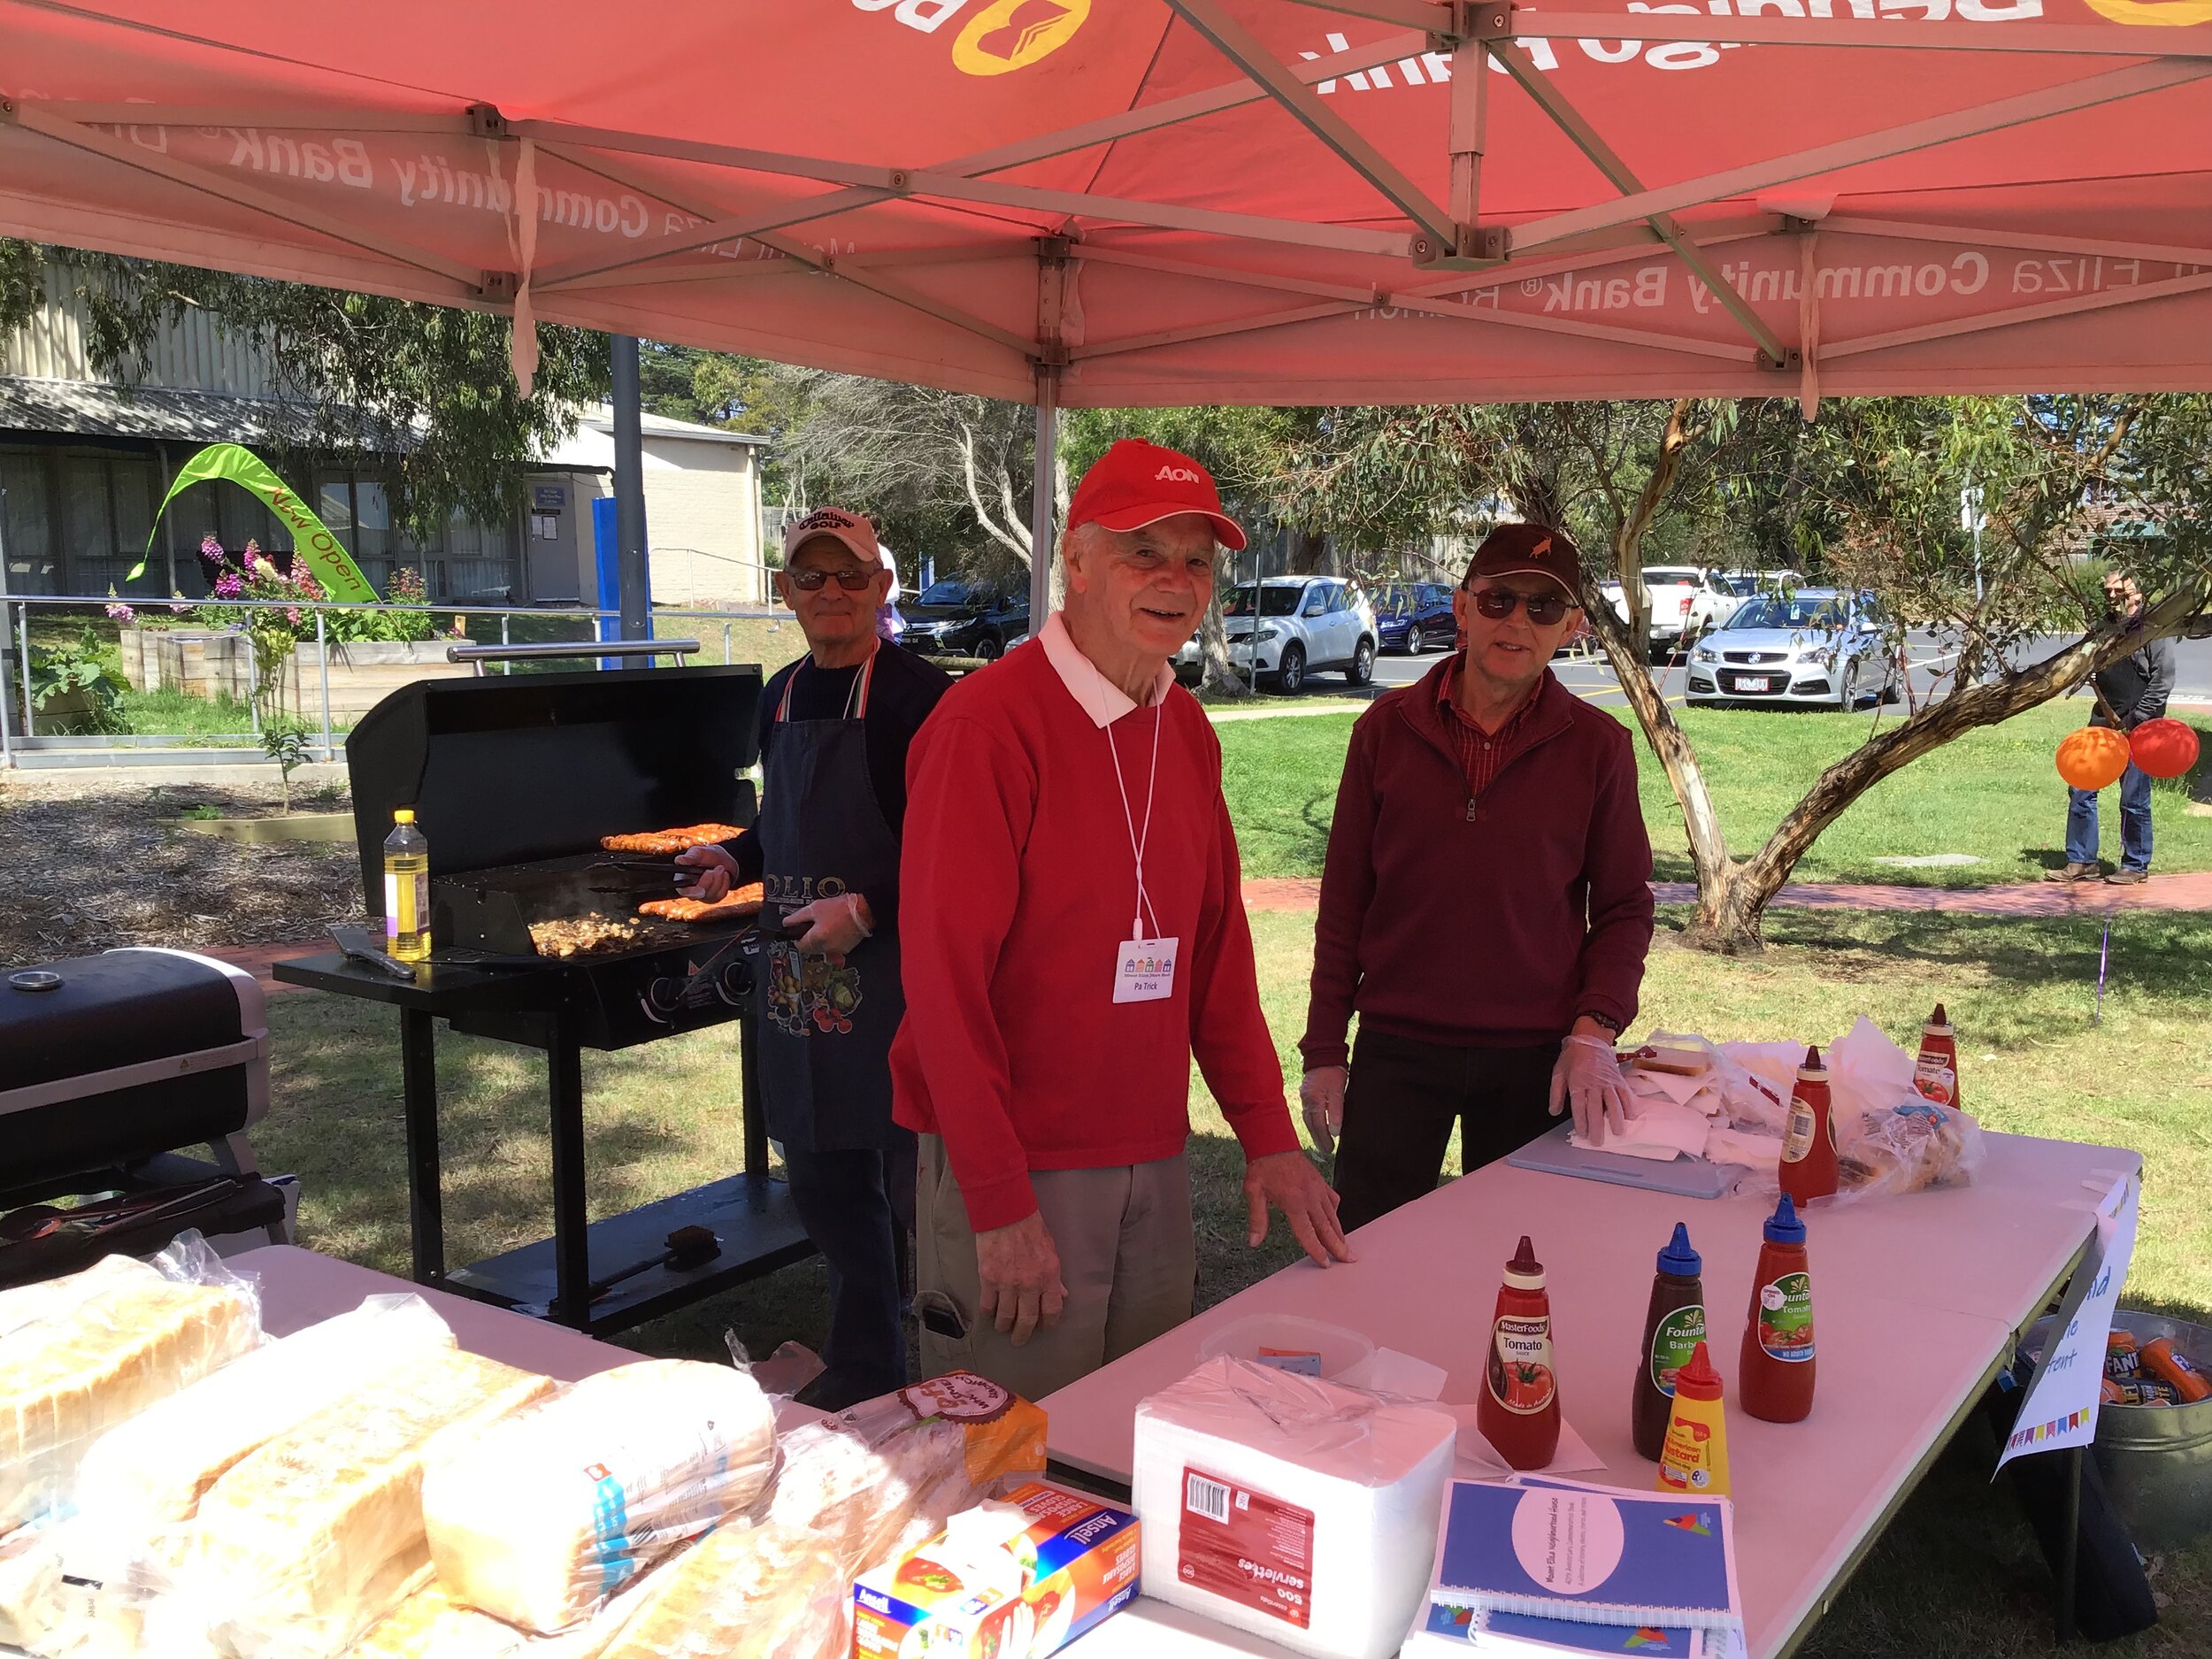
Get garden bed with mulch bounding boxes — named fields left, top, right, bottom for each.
left=1, top=773, right=362, bottom=966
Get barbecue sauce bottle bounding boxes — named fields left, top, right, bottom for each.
left=1914, top=1002, right=1961, bottom=1109
left=1479, top=1235, right=1560, bottom=1471
left=1740, top=1195, right=1816, bottom=1424
left=384, top=809, right=431, bottom=963
left=1632, top=1223, right=1707, bottom=1463
left=1779, top=1045, right=1839, bottom=1205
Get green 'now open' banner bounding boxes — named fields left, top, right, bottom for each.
left=134, top=442, right=377, bottom=604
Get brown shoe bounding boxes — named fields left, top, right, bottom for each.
left=2043, top=862, right=2099, bottom=883
left=2105, top=868, right=2150, bottom=886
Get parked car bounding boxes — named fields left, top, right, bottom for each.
left=1599, top=565, right=1710, bottom=661
left=896, top=577, right=1028, bottom=661
left=1175, top=576, right=1379, bottom=693
left=1371, top=582, right=1457, bottom=654
left=1686, top=568, right=1806, bottom=636
left=1685, top=588, right=1899, bottom=709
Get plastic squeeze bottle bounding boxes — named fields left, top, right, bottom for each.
left=383, top=808, right=431, bottom=963
left=1779, top=1045, right=1839, bottom=1205
left=1632, top=1223, right=1707, bottom=1463
left=1740, top=1194, right=1816, bottom=1424
left=1655, top=1340, right=1731, bottom=1497
left=1479, top=1235, right=1561, bottom=1471
left=1914, top=1003, right=1961, bottom=1109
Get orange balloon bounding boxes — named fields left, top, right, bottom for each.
left=2130, top=718, right=2201, bottom=780
left=2056, top=726, right=2131, bottom=791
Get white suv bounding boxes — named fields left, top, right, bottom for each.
left=1176, top=576, right=1379, bottom=693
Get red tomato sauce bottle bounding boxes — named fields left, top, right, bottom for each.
left=1914, top=1002, right=1961, bottom=1109
left=1779, top=1045, right=1839, bottom=1205
left=1479, top=1235, right=1561, bottom=1470
left=1740, top=1194, right=1816, bottom=1424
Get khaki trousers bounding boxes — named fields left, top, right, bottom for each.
left=915, top=1135, right=1197, bottom=1402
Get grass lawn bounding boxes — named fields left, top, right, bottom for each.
left=1220, top=700, right=2212, bottom=887
left=257, top=902, right=2212, bottom=1658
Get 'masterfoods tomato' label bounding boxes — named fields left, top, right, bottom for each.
left=1649, top=1303, right=1708, bottom=1396
left=1757, top=1273, right=1816, bottom=1363
left=1487, top=1315, right=1556, bottom=1415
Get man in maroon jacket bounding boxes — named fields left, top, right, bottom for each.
left=1298, top=524, right=1655, bottom=1233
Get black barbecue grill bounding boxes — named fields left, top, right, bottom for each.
left=274, top=664, right=814, bottom=1333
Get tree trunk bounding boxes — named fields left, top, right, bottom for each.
left=1286, top=527, right=1328, bottom=575
left=1579, top=593, right=1755, bottom=948
left=1198, top=581, right=1251, bottom=700
left=1709, top=585, right=2210, bottom=940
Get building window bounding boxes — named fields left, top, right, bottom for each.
left=49, top=449, right=167, bottom=596
left=0, top=448, right=58, bottom=594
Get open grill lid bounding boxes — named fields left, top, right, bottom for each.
left=347, top=665, right=763, bottom=918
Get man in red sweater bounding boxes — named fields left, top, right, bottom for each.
left=894, top=439, right=1349, bottom=1399
left=1298, top=525, right=1655, bottom=1233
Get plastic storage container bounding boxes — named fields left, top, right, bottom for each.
left=1197, top=1315, right=1374, bottom=1381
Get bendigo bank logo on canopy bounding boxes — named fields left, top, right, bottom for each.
left=2080, top=0, right=2212, bottom=21
left=854, top=0, right=1089, bottom=76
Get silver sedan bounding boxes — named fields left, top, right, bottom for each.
left=1684, top=589, right=1899, bottom=709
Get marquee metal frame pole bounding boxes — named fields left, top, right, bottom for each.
left=611, top=334, right=651, bottom=656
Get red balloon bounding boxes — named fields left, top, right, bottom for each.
left=2131, top=718, right=2201, bottom=780
left=2056, top=726, right=2131, bottom=791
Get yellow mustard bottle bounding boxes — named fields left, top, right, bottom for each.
left=383, top=808, right=431, bottom=963
left=1655, top=1340, right=1732, bottom=1497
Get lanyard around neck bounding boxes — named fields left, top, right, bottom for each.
left=778, top=649, right=874, bottom=725
left=1107, top=701, right=1164, bottom=941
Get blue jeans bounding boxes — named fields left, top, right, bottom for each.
left=2067, top=763, right=2154, bottom=872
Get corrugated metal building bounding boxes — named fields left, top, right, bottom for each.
left=1, top=263, right=766, bottom=607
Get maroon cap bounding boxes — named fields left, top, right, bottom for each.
left=1465, top=522, right=1583, bottom=601
left=1067, top=438, right=1247, bottom=551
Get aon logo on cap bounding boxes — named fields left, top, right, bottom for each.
left=1156, top=465, right=1202, bottom=483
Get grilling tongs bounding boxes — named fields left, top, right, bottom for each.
left=588, top=855, right=705, bottom=894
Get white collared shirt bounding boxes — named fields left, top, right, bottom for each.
left=1039, top=612, right=1176, bottom=731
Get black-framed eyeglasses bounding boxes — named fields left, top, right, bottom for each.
left=1467, top=584, right=1577, bottom=626
left=787, top=568, right=878, bottom=592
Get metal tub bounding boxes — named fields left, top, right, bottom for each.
left=2095, top=1311, right=2212, bottom=1552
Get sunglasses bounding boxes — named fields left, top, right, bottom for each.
left=1467, top=584, right=1577, bottom=626
left=787, top=568, right=879, bottom=592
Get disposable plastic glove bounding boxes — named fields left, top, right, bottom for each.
left=1549, top=1033, right=1633, bottom=1147
left=1298, top=1065, right=1347, bottom=1156
left=787, top=892, right=873, bottom=956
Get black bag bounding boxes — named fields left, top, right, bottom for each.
left=1984, top=1370, right=2158, bottom=1643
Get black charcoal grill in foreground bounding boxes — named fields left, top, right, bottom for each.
left=274, top=663, right=813, bottom=1334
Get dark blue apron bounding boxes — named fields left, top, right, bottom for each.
left=757, top=650, right=905, bottom=1152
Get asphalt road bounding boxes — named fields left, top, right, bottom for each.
left=1351, top=631, right=2212, bottom=710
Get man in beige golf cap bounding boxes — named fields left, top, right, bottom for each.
left=680, top=506, right=951, bottom=1409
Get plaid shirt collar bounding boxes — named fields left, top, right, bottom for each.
left=1438, top=655, right=1543, bottom=740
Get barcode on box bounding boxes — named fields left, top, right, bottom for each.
left=1185, top=1471, right=1231, bottom=1524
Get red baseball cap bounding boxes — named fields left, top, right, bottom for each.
left=1066, top=439, right=1247, bottom=552
left=1465, top=522, right=1583, bottom=600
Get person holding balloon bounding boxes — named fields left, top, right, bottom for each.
left=2047, top=571, right=2179, bottom=886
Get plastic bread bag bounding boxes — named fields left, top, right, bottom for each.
left=595, top=1372, right=1047, bottom=1659
left=62, top=1294, right=457, bottom=1589
left=158, top=1348, right=553, bottom=1659
left=0, top=1233, right=262, bottom=1535
left=420, top=1358, right=779, bottom=1635
left=1834, top=1095, right=1985, bottom=1202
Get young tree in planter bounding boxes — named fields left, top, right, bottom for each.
left=1271, top=396, right=2212, bottom=954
